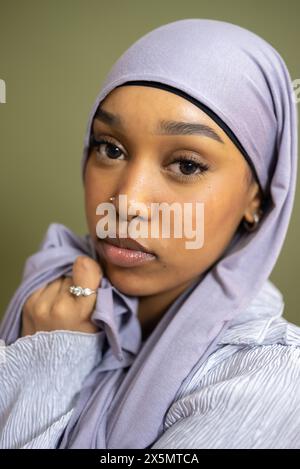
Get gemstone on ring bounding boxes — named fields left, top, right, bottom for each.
left=69, top=285, right=96, bottom=297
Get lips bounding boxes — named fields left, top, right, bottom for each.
left=101, top=235, right=155, bottom=255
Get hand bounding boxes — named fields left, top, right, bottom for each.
left=21, top=256, right=103, bottom=336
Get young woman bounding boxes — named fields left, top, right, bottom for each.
left=0, top=18, right=299, bottom=449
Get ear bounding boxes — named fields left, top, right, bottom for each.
left=243, top=182, right=263, bottom=223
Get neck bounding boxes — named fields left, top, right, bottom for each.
left=137, top=276, right=201, bottom=342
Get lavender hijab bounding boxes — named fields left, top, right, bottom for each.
left=0, top=19, right=298, bottom=448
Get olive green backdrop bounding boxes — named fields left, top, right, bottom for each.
left=0, top=0, right=299, bottom=324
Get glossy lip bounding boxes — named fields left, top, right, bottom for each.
left=96, top=239, right=157, bottom=268
left=100, top=235, right=155, bottom=255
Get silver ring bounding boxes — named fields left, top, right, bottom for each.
left=69, top=285, right=97, bottom=297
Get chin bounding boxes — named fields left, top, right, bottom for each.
left=103, top=266, right=160, bottom=297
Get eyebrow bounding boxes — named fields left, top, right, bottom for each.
left=95, top=107, right=225, bottom=144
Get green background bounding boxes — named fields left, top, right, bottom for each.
left=0, top=0, right=299, bottom=323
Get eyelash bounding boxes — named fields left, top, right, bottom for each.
left=89, top=135, right=210, bottom=181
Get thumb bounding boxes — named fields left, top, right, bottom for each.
left=71, top=255, right=103, bottom=314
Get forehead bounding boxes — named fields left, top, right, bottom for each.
left=93, top=85, right=228, bottom=145
left=98, top=85, right=212, bottom=121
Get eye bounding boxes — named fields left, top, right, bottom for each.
left=167, top=156, right=209, bottom=181
left=90, top=135, right=125, bottom=161
left=89, top=134, right=210, bottom=181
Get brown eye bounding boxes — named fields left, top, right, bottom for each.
left=90, top=135, right=125, bottom=161
left=178, top=160, right=201, bottom=175
left=168, top=157, right=209, bottom=180
left=99, top=141, right=123, bottom=159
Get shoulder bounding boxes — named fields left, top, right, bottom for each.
left=168, top=342, right=300, bottom=415
left=157, top=343, right=300, bottom=448
left=175, top=278, right=300, bottom=401
left=203, top=342, right=300, bottom=390
left=163, top=277, right=300, bottom=444
left=218, top=278, right=300, bottom=348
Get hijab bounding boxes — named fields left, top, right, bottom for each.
left=0, top=18, right=297, bottom=448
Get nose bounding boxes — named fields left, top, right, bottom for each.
left=112, top=158, right=158, bottom=223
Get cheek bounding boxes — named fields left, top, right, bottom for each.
left=84, top=181, right=99, bottom=211
left=84, top=168, right=110, bottom=236
left=200, top=176, right=246, bottom=257
left=84, top=179, right=97, bottom=225
left=205, top=180, right=245, bottom=229
left=167, top=176, right=246, bottom=271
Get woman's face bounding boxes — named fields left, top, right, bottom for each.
left=84, top=85, right=261, bottom=297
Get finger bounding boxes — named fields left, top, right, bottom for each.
left=34, top=278, right=64, bottom=314
left=23, top=285, right=45, bottom=313
left=24, top=278, right=61, bottom=313
left=48, top=276, right=79, bottom=322
left=57, top=276, right=78, bottom=303
left=71, top=256, right=103, bottom=314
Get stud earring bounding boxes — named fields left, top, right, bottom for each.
left=243, top=209, right=263, bottom=232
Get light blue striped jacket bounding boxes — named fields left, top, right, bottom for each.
left=0, top=279, right=300, bottom=449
